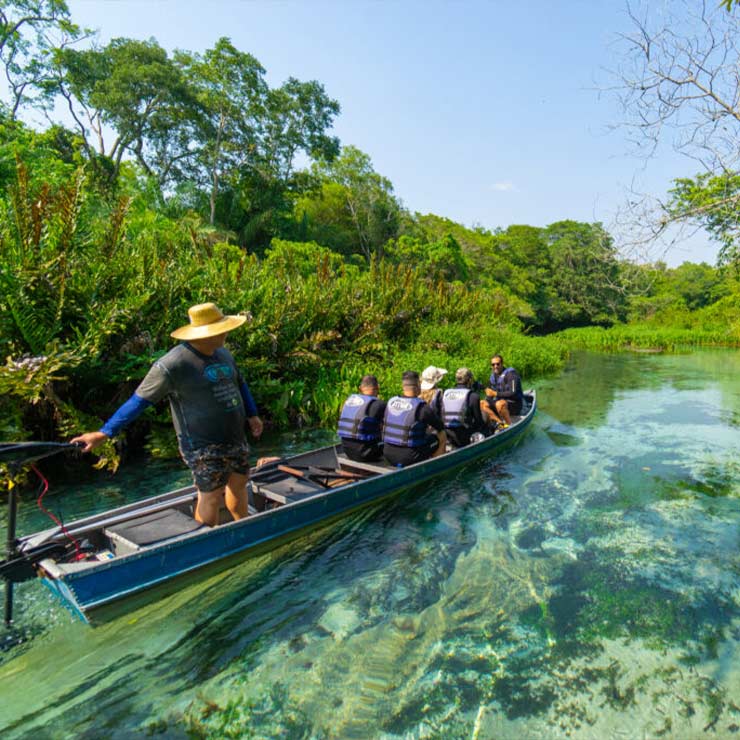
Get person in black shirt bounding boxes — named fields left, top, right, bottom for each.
left=485, top=354, right=524, bottom=426
left=337, top=375, right=386, bottom=462
left=382, top=371, right=447, bottom=467
left=72, top=303, right=263, bottom=527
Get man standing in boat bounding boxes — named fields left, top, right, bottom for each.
left=485, top=354, right=524, bottom=426
left=337, top=374, right=386, bottom=462
left=382, top=370, right=447, bottom=467
left=72, top=303, right=263, bottom=527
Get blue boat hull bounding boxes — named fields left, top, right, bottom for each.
left=40, top=394, right=536, bottom=622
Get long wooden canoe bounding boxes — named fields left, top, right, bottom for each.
left=2, top=391, right=536, bottom=623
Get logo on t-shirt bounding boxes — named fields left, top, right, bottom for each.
left=204, top=363, right=233, bottom=383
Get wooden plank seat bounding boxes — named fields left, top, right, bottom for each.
left=335, top=456, right=393, bottom=475
left=252, top=458, right=383, bottom=506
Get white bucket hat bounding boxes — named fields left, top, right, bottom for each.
left=420, top=365, right=448, bottom=391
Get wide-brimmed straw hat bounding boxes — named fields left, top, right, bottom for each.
left=420, top=365, right=448, bottom=391
left=170, top=302, right=246, bottom=340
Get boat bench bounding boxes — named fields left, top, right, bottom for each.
left=251, top=476, right=326, bottom=506
left=251, top=456, right=390, bottom=507
left=105, top=508, right=204, bottom=556
left=335, top=456, right=392, bottom=475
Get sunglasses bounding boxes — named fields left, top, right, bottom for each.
left=491, top=362, right=502, bottom=367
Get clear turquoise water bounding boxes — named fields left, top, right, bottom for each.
left=2, top=350, right=740, bottom=738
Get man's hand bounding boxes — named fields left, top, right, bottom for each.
left=70, top=431, right=109, bottom=453
left=484, top=388, right=497, bottom=398
left=248, top=416, right=263, bottom=439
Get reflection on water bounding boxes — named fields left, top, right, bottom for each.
left=2, top=350, right=740, bottom=737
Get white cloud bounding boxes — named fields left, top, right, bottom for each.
left=491, top=181, right=517, bottom=192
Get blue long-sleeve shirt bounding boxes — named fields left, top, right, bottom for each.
left=101, top=380, right=259, bottom=438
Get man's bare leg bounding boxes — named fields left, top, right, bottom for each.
left=495, top=399, right=511, bottom=425
left=195, top=473, right=248, bottom=525
left=195, top=487, right=225, bottom=526
left=480, top=400, right=503, bottom=426
left=224, top=472, right=249, bottom=520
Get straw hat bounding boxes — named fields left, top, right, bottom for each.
left=170, top=303, right=246, bottom=340
left=420, top=365, right=448, bottom=390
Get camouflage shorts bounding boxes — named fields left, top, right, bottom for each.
left=181, top=443, right=250, bottom=492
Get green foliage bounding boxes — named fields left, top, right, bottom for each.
left=0, top=136, right=545, bottom=454
left=384, top=234, right=472, bottom=282
left=402, top=216, right=628, bottom=332
left=4, top=9, right=740, bottom=471
left=668, top=173, right=740, bottom=270
left=262, top=238, right=345, bottom=280
left=543, top=220, right=627, bottom=327
left=554, top=324, right=740, bottom=353
left=295, top=146, right=401, bottom=261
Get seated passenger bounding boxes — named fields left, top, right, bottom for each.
left=337, top=374, right=386, bottom=462
left=419, top=365, right=447, bottom=417
left=485, top=354, right=524, bottom=426
left=382, top=371, right=447, bottom=467
left=443, top=368, right=488, bottom=447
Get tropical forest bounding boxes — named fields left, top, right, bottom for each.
left=5, top=2, right=740, bottom=739
left=1, top=2, right=738, bottom=473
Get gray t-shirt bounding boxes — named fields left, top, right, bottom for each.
left=136, top=343, right=247, bottom=452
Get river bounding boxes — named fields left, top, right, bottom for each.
left=1, top=349, right=739, bottom=738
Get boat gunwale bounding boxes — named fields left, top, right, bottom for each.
left=28, top=391, right=536, bottom=561
left=30, top=391, right=536, bottom=615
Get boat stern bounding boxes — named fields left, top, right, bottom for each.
left=38, top=560, right=91, bottom=624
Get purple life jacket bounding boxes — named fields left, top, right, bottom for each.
left=382, top=396, right=427, bottom=447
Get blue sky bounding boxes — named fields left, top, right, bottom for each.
left=65, top=0, right=718, bottom=266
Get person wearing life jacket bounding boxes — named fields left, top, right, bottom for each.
left=382, top=370, right=446, bottom=467
left=485, top=354, right=524, bottom=426
left=337, top=375, right=386, bottom=462
left=419, top=365, right=447, bottom=418
left=442, top=368, right=488, bottom=447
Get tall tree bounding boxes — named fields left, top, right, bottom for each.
left=51, top=38, right=199, bottom=184
left=233, top=78, right=340, bottom=247
left=0, top=0, right=80, bottom=118
left=184, top=64, right=340, bottom=245
left=544, top=221, right=627, bottom=328
left=179, top=38, right=267, bottom=224
left=300, top=145, right=400, bottom=261
left=261, top=78, right=340, bottom=182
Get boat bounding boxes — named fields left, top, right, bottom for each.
left=1, top=391, right=536, bottom=624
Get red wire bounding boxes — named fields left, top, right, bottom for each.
left=32, top=463, right=85, bottom=561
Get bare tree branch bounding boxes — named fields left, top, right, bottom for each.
left=602, top=1, right=740, bottom=267
left=614, top=0, right=740, bottom=172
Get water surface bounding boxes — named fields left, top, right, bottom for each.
left=2, top=350, right=740, bottom=738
